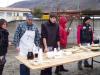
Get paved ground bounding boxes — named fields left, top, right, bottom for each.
left=2, top=46, right=100, bottom=75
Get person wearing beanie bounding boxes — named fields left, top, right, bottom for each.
left=77, top=16, right=93, bottom=70
left=13, top=13, right=40, bottom=75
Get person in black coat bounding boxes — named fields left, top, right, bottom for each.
left=40, top=13, right=62, bottom=75
left=77, top=16, right=93, bottom=70
left=0, top=19, right=9, bottom=75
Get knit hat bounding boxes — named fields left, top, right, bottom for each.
left=83, top=16, right=91, bottom=23
left=26, top=13, right=33, bottom=19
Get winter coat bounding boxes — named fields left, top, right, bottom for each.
left=0, top=28, right=9, bottom=56
left=59, top=16, right=69, bottom=48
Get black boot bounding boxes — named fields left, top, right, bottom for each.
left=59, top=65, right=68, bottom=72
left=78, top=61, right=83, bottom=70
left=55, top=66, right=62, bottom=75
left=84, top=60, right=92, bottom=68
left=41, top=67, right=52, bottom=75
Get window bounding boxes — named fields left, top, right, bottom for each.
left=23, top=13, right=28, bottom=16
left=17, top=13, right=19, bottom=16
left=0, top=12, right=4, bottom=16
left=7, top=12, right=12, bottom=16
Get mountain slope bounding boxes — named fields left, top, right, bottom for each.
left=9, top=0, right=100, bottom=10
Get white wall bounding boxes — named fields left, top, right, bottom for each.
left=0, top=11, right=30, bottom=22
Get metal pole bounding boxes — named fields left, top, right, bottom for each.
left=77, top=0, right=80, bottom=10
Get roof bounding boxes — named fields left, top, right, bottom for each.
left=0, top=7, right=31, bottom=12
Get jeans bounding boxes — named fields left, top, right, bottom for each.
left=20, top=64, right=30, bottom=75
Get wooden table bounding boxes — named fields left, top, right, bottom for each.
left=15, top=47, right=100, bottom=70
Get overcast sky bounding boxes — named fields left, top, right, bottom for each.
left=0, top=0, right=24, bottom=7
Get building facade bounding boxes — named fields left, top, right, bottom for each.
left=0, top=7, right=31, bottom=22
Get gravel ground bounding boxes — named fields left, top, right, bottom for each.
left=2, top=46, right=100, bottom=75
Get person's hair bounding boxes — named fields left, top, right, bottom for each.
left=0, top=19, right=7, bottom=28
left=49, top=13, right=57, bottom=18
left=83, top=16, right=91, bottom=24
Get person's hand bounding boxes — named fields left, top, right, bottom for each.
left=66, top=28, right=72, bottom=32
left=44, top=47, right=48, bottom=53
left=91, top=42, right=94, bottom=46
left=92, top=42, right=94, bottom=44
left=79, top=44, right=81, bottom=47
left=16, top=47, right=20, bottom=53
left=69, top=28, right=72, bottom=31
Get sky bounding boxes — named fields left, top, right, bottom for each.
left=0, top=0, right=24, bottom=7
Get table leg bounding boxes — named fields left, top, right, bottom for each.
left=91, top=58, right=94, bottom=69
